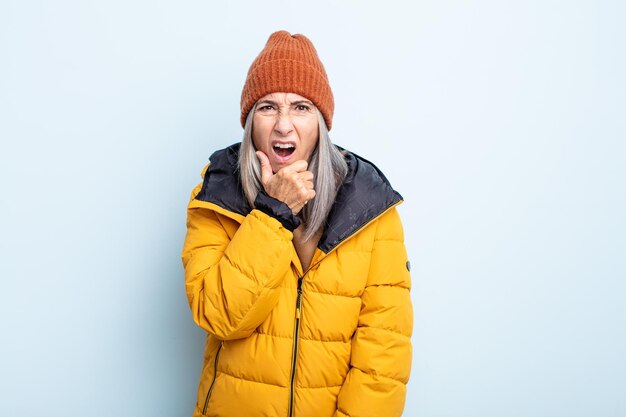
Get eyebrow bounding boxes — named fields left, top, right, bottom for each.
left=290, top=99, right=314, bottom=106
left=257, top=99, right=314, bottom=106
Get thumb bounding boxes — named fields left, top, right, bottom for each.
left=256, top=151, right=273, bottom=184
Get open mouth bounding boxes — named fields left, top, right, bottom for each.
left=272, top=143, right=296, bottom=158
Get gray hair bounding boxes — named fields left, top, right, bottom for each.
left=238, top=102, right=348, bottom=242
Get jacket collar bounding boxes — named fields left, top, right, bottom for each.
left=195, top=142, right=403, bottom=253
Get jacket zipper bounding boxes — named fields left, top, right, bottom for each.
left=288, top=276, right=304, bottom=417
left=202, top=341, right=223, bottom=414
left=287, top=200, right=403, bottom=416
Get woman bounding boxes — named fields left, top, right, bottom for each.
left=182, top=31, right=413, bottom=417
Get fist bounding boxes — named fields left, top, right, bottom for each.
left=256, top=151, right=316, bottom=215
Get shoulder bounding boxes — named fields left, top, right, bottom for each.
left=318, top=145, right=404, bottom=252
left=335, top=145, right=398, bottom=190
left=206, top=142, right=241, bottom=173
left=334, top=144, right=403, bottom=204
left=342, top=148, right=406, bottom=236
left=193, top=142, right=241, bottom=181
left=192, top=142, right=250, bottom=216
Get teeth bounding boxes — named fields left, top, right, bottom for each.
left=273, top=143, right=295, bottom=149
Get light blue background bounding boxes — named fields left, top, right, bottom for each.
left=1, top=1, right=624, bottom=416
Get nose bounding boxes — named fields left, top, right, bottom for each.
left=273, top=112, right=294, bottom=136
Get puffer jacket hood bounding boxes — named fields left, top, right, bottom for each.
left=182, top=142, right=413, bottom=417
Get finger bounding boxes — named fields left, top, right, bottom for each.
left=296, top=187, right=315, bottom=205
left=299, top=171, right=314, bottom=181
left=256, top=151, right=273, bottom=184
left=297, top=193, right=314, bottom=211
left=282, top=159, right=308, bottom=174
left=290, top=188, right=315, bottom=214
left=301, top=179, right=315, bottom=190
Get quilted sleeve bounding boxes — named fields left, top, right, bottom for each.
left=181, top=179, right=295, bottom=341
left=334, top=207, right=413, bottom=417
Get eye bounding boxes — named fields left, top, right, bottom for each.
left=257, top=105, right=275, bottom=111
left=295, top=104, right=310, bottom=111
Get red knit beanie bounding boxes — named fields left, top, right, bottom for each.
left=240, top=31, right=334, bottom=130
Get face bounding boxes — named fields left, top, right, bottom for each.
left=252, top=92, right=320, bottom=174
